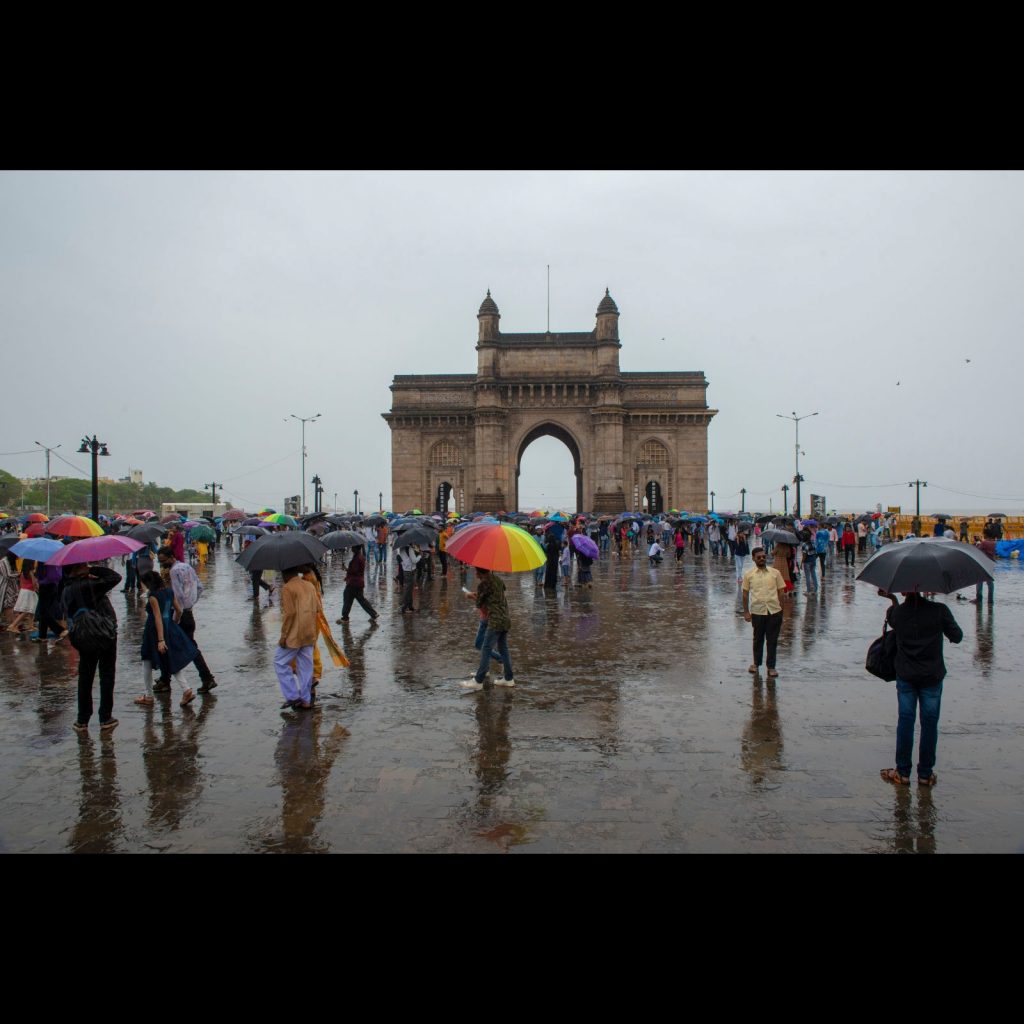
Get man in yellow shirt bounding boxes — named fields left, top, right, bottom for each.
left=741, top=547, right=787, bottom=678
left=276, top=566, right=320, bottom=710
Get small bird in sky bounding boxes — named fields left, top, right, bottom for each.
left=896, top=381, right=900, bottom=386
left=966, top=358, right=971, bottom=363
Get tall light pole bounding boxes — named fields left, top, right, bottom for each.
left=782, top=484, right=789, bottom=515
left=204, top=481, right=223, bottom=511
left=334, top=491, right=338, bottom=514
left=740, top=487, right=747, bottom=513
left=288, top=412, right=321, bottom=514
left=353, top=489, right=359, bottom=515
left=77, top=435, right=110, bottom=523
left=709, top=490, right=715, bottom=513
left=908, top=479, right=927, bottom=534
left=34, top=441, right=61, bottom=518
left=776, top=411, right=818, bottom=518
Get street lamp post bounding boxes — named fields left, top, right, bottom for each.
left=204, top=481, right=223, bottom=511
left=782, top=484, right=789, bottom=515
left=334, top=492, right=338, bottom=514
left=77, top=435, right=110, bottom=523
left=311, top=475, right=324, bottom=513
left=288, top=412, right=321, bottom=514
left=34, top=441, right=61, bottom=518
left=740, top=487, right=747, bottom=514
left=353, top=489, right=359, bottom=515
left=379, top=491, right=383, bottom=512
left=776, top=411, right=818, bottom=518
left=709, top=490, right=715, bottom=513
left=908, top=479, right=927, bottom=534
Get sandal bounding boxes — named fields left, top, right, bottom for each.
left=180, top=689, right=195, bottom=707
left=918, top=774, right=937, bottom=787
left=748, top=664, right=758, bottom=674
left=880, top=768, right=910, bottom=785
left=134, top=695, right=155, bottom=706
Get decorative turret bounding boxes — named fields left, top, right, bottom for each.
left=477, top=289, right=500, bottom=342
left=595, top=287, right=619, bottom=341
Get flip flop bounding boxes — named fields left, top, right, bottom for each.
left=180, top=689, right=195, bottom=707
left=918, top=774, right=937, bottom=787
left=880, top=768, right=910, bottom=785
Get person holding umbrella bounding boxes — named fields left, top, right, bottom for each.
left=60, top=560, right=123, bottom=733
left=461, top=567, right=515, bottom=690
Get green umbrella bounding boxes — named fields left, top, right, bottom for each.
left=189, top=525, right=217, bottom=543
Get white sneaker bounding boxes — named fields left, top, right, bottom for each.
left=493, top=677, right=515, bottom=687
left=460, top=677, right=483, bottom=691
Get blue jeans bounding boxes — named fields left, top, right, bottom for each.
left=475, top=619, right=503, bottom=663
left=975, top=580, right=993, bottom=604
left=896, top=679, right=943, bottom=780
left=476, top=627, right=512, bottom=683
left=802, top=558, right=818, bottom=591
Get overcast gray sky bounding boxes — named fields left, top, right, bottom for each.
left=2, top=170, right=1022, bottom=515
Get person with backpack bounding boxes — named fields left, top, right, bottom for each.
left=157, top=546, right=217, bottom=693
left=60, top=562, right=122, bottom=733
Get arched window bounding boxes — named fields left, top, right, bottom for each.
left=429, top=440, right=462, bottom=467
left=639, top=439, right=669, bottom=465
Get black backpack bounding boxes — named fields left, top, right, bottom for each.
left=68, top=582, right=117, bottom=655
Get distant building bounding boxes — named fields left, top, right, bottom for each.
left=283, top=495, right=301, bottom=516
left=161, top=501, right=229, bottom=519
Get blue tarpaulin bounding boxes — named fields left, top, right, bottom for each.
left=995, top=539, right=1024, bottom=558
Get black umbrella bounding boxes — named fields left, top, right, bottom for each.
left=931, top=513, right=952, bottom=521
left=124, top=523, right=168, bottom=545
left=232, top=524, right=268, bottom=537
left=235, top=532, right=327, bottom=572
left=986, top=513, right=1008, bottom=519
left=761, top=528, right=799, bottom=545
left=0, top=535, right=21, bottom=554
left=394, top=527, right=436, bottom=548
left=299, top=512, right=328, bottom=524
left=360, top=515, right=388, bottom=528
left=856, top=537, right=994, bottom=594
left=320, top=530, right=368, bottom=550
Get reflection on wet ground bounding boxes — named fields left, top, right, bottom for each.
left=1, top=548, right=1022, bottom=853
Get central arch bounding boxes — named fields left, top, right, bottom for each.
left=514, top=421, right=583, bottom=513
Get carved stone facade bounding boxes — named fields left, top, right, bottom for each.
left=383, top=290, right=717, bottom=514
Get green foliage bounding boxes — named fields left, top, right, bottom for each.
left=0, top=467, right=211, bottom=514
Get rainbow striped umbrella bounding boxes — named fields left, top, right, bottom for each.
left=445, top=522, right=545, bottom=572
left=44, top=515, right=105, bottom=538
left=261, top=513, right=299, bottom=528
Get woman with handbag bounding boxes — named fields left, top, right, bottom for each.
left=135, top=570, right=198, bottom=709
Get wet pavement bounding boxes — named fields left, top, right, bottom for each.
left=1, top=546, right=1022, bottom=853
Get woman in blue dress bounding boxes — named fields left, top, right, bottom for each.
left=134, top=571, right=198, bottom=708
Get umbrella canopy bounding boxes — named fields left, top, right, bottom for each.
left=47, top=535, right=144, bottom=567
left=305, top=521, right=330, bottom=536
left=856, top=537, right=994, bottom=594
left=359, top=514, right=388, bottom=528
left=131, top=509, right=156, bottom=518
left=10, top=538, right=64, bottom=562
left=160, top=514, right=184, bottom=525
left=232, top=524, right=269, bottom=538
left=761, top=528, right=799, bottom=545
left=257, top=507, right=276, bottom=515
left=235, top=532, right=327, bottom=572
left=320, top=530, right=368, bottom=550
left=221, top=509, right=247, bottom=521
left=394, top=527, right=437, bottom=549
left=446, top=522, right=545, bottom=572
left=931, top=513, right=952, bottom=521
left=986, top=512, right=1008, bottom=519
left=571, top=534, right=599, bottom=559
left=24, top=523, right=47, bottom=538
left=45, top=515, right=105, bottom=538
left=25, top=512, right=49, bottom=523
left=547, top=512, right=569, bottom=522
left=124, top=523, right=167, bottom=545
left=240, top=516, right=265, bottom=526
left=404, top=508, right=424, bottom=516
left=0, top=535, right=22, bottom=554
left=189, top=525, right=217, bottom=543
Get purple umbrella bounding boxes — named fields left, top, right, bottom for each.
left=571, top=534, right=599, bottom=559
left=46, top=535, right=144, bottom=567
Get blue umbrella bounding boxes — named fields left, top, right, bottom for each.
left=10, top=538, right=64, bottom=562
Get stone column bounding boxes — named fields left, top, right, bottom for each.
left=473, top=400, right=509, bottom=513
left=590, top=404, right=626, bottom=513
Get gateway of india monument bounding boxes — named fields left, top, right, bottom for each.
left=382, top=289, right=716, bottom=516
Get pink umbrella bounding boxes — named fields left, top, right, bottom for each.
left=46, top=535, right=144, bottom=567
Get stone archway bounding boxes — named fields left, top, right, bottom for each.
left=514, top=421, right=583, bottom=514
left=383, top=289, right=716, bottom=514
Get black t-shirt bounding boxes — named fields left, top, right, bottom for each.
left=885, top=596, right=963, bottom=684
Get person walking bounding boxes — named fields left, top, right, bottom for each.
left=338, top=544, right=379, bottom=622
left=437, top=523, right=452, bottom=577
left=742, top=547, right=786, bottom=678
left=734, top=530, right=750, bottom=583
left=60, top=562, right=122, bottom=733
left=157, top=546, right=217, bottom=692
left=0, top=552, right=19, bottom=626
left=275, top=566, right=320, bottom=710
left=461, top=567, right=515, bottom=690
left=815, top=525, right=829, bottom=579
left=8, top=559, right=39, bottom=635
left=32, top=559, right=64, bottom=641
left=800, top=531, right=818, bottom=593
left=674, top=526, right=686, bottom=562
left=773, top=540, right=794, bottom=594
left=880, top=592, right=963, bottom=787
left=841, top=523, right=857, bottom=566
left=134, top=570, right=198, bottom=708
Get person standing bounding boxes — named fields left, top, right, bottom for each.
left=857, top=520, right=868, bottom=554
left=167, top=523, right=185, bottom=563
left=338, top=544, right=379, bottom=622
left=814, top=525, right=829, bottom=579
left=60, top=562, right=122, bottom=733
left=734, top=530, right=750, bottom=583
left=461, top=567, right=515, bottom=690
left=973, top=537, right=996, bottom=605
left=959, top=518, right=970, bottom=543
left=397, top=544, right=420, bottom=613
left=157, top=546, right=217, bottom=692
left=742, top=547, right=786, bottom=678
left=880, top=593, right=963, bottom=787
left=437, top=523, right=452, bottom=577
left=773, top=541, right=794, bottom=594
left=800, top=531, right=818, bottom=593
left=841, top=523, right=857, bottom=566
left=32, top=559, right=65, bottom=641
left=275, top=566, right=320, bottom=710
